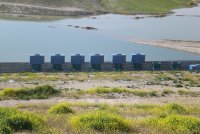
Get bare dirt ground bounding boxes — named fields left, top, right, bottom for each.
left=131, top=39, right=200, bottom=55
left=0, top=80, right=168, bottom=90
left=0, top=79, right=200, bottom=107
left=0, top=79, right=199, bottom=91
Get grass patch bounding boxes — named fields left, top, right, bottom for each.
left=86, top=87, right=159, bottom=97
left=112, top=0, right=197, bottom=14
left=0, top=85, right=59, bottom=100
left=69, top=110, right=132, bottom=133
left=178, top=89, right=200, bottom=97
left=163, top=103, right=188, bottom=115
left=48, top=103, right=74, bottom=115
left=161, top=89, right=175, bottom=96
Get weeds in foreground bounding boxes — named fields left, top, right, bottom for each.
left=69, top=110, right=133, bottom=133
left=146, top=114, right=200, bottom=134
left=4, top=102, right=200, bottom=134
left=48, top=103, right=74, bottom=115
left=0, top=107, right=52, bottom=134
left=0, top=85, right=59, bottom=100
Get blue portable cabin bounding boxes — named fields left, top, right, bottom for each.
left=131, top=53, right=146, bottom=70
left=51, top=54, right=65, bottom=71
left=71, top=54, right=85, bottom=71
left=30, top=54, right=45, bottom=72
left=90, top=54, right=104, bottom=71
left=112, top=54, right=126, bottom=70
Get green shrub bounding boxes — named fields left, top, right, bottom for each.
left=149, top=90, right=159, bottom=97
left=164, top=103, right=188, bottom=115
left=147, top=115, right=200, bottom=134
left=69, top=110, right=132, bottom=133
left=0, top=124, right=12, bottom=134
left=1, top=88, right=16, bottom=97
left=178, top=89, right=190, bottom=95
left=161, top=89, right=175, bottom=96
left=131, top=90, right=149, bottom=97
left=175, top=83, right=184, bottom=88
left=87, top=87, right=128, bottom=94
left=0, top=85, right=59, bottom=100
left=0, top=107, right=50, bottom=134
left=48, top=103, right=73, bottom=114
left=178, top=90, right=200, bottom=97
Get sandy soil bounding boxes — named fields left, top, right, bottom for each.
left=130, top=39, right=200, bottom=55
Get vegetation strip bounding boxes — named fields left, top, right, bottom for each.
left=0, top=102, right=200, bottom=133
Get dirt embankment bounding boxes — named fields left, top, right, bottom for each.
left=0, top=2, right=103, bottom=16
left=131, top=39, right=200, bottom=55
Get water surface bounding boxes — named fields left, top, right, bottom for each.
left=0, top=5, right=200, bottom=62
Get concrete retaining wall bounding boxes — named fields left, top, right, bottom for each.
left=0, top=60, right=200, bottom=73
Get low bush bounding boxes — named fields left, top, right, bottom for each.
left=0, top=85, right=59, bottom=100
left=48, top=103, right=73, bottom=114
left=69, top=110, right=132, bottom=133
left=163, top=103, right=188, bottom=115
left=147, top=114, right=200, bottom=134
left=161, top=89, right=175, bottom=96
left=0, top=107, right=51, bottom=134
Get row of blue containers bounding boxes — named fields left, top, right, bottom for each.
left=30, top=54, right=146, bottom=65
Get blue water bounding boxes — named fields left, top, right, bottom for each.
left=0, top=5, right=200, bottom=62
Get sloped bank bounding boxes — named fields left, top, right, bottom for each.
left=0, top=2, right=104, bottom=17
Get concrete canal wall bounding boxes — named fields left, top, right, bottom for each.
left=0, top=60, right=200, bottom=73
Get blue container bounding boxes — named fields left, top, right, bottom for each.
left=51, top=54, right=65, bottom=65
left=71, top=54, right=85, bottom=65
left=91, top=54, right=104, bottom=64
left=30, top=54, right=44, bottom=65
left=189, top=64, right=200, bottom=71
left=132, top=54, right=145, bottom=64
left=112, top=54, right=126, bottom=64
left=193, top=65, right=200, bottom=70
